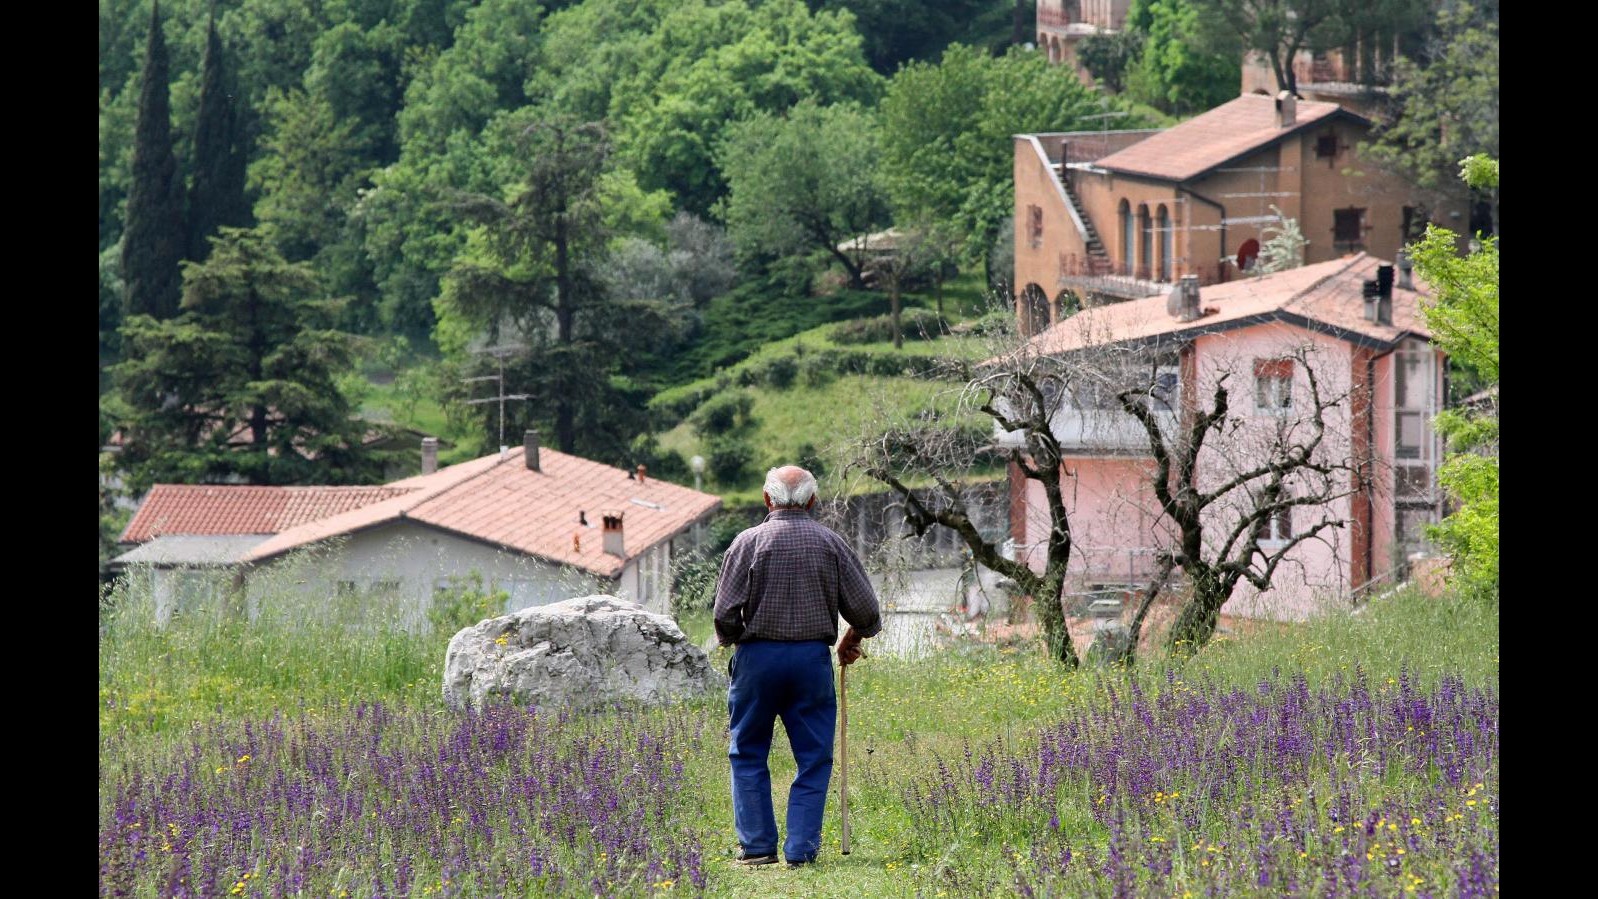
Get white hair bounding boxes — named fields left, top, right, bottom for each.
left=764, top=466, right=818, bottom=508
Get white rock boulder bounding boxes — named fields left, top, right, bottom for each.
left=442, top=594, right=724, bottom=710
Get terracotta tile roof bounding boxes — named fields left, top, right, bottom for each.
left=120, top=484, right=415, bottom=544
left=243, top=450, right=723, bottom=578
left=1018, top=254, right=1433, bottom=358
left=1094, top=94, right=1354, bottom=182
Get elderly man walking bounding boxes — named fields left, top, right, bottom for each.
left=714, top=465, right=881, bottom=868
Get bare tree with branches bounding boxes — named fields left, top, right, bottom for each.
left=1112, top=341, right=1368, bottom=659
left=851, top=292, right=1378, bottom=667
left=851, top=315, right=1092, bottom=666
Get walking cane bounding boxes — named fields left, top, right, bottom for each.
left=839, top=659, right=852, bottom=855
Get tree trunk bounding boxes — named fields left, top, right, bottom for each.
left=1268, top=49, right=1290, bottom=95
left=1166, top=569, right=1225, bottom=657
left=554, top=216, right=575, bottom=453
left=1036, top=574, right=1078, bottom=667
left=935, top=270, right=945, bottom=320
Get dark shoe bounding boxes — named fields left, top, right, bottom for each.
left=785, top=858, right=816, bottom=869
left=734, top=851, right=778, bottom=867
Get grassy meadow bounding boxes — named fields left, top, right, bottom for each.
left=99, top=565, right=1498, bottom=898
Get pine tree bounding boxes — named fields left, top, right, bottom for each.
left=121, top=0, right=185, bottom=319
left=113, top=227, right=385, bottom=491
left=186, top=5, right=250, bottom=263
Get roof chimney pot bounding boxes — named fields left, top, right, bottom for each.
left=1275, top=90, right=1297, bottom=128
left=1175, top=275, right=1202, bottom=322
left=1395, top=249, right=1415, bottom=291
left=602, top=512, right=626, bottom=558
left=421, top=437, right=438, bottom=475
left=1375, top=265, right=1394, bottom=325
left=636, top=464, right=648, bottom=486
left=524, top=429, right=541, bottom=472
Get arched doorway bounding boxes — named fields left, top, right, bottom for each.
left=1020, top=283, right=1050, bottom=337
left=1137, top=204, right=1152, bottom=280
left=1156, top=204, right=1172, bottom=281
left=1119, top=200, right=1133, bottom=277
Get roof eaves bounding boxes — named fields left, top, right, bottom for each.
left=1101, top=107, right=1366, bottom=184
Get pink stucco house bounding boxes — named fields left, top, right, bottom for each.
left=1004, top=252, right=1445, bottom=619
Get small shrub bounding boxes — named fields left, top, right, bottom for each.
left=690, top=391, right=755, bottom=438
left=630, top=433, right=691, bottom=483
left=763, top=354, right=799, bottom=390
left=670, top=557, right=721, bottom=616
left=427, top=573, right=509, bottom=636
left=800, top=354, right=835, bottom=388
left=707, top=434, right=755, bottom=485
left=828, top=310, right=948, bottom=345
left=796, top=442, right=827, bottom=480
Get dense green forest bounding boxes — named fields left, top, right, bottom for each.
left=99, top=0, right=1496, bottom=575
left=98, top=0, right=1139, bottom=481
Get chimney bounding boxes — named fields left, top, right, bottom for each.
left=1169, top=275, right=1201, bottom=322
left=1275, top=90, right=1297, bottom=128
left=1362, top=279, right=1381, bottom=322
left=602, top=512, right=625, bottom=558
left=421, top=437, right=438, bottom=475
left=1375, top=264, right=1394, bottom=325
left=524, top=429, right=541, bottom=472
left=636, top=464, right=648, bottom=486
left=1395, top=249, right=1414, bottom=290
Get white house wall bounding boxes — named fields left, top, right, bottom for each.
left=1191, top=324, right=1357, bottom=620
left=246, top=521, right=612, bottom=629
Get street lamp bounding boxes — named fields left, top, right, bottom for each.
left=689, top=454, right=706, bottom=492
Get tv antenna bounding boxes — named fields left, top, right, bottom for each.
left=1081, top=97, right=1132, bottom=159
left=462, top=344, right=531, bottom=447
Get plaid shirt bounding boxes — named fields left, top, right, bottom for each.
left=713, top=508, right=882, bottom=646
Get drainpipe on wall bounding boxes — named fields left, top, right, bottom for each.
left=1363, top=342, right=1400, bottom=590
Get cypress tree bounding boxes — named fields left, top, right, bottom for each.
left=187, top=6, right=249, bottom=263
left=121, top=0, right=185, bottom=319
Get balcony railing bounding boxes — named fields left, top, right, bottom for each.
left=996, top=408, right=1176, bottom=454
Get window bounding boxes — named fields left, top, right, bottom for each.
left=1333, top=208, right=1365, bottom=250
left=1027, top=205, right=1044, bottom=248
left=1396, top=465, right=1431, bottom=499
left=1315, top=134, right=1338, bottom=160
left=1253, top=358, right=1293, bottom=414
left=1254, top=505, right=1293, bottom=545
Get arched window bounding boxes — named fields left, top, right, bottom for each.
left=1137, top=204, right=1152, bottom=280
left=1156, top=204, right=1172, bottom=282
left=1119, top=200, right=1133, bottom=276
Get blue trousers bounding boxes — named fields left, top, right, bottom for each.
left=727, top=639, right=836, bottom=863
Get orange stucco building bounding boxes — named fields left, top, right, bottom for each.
left=1012, top=93, right=1465, bottom=336
left=1036, top=0, right=1131, bottom=85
